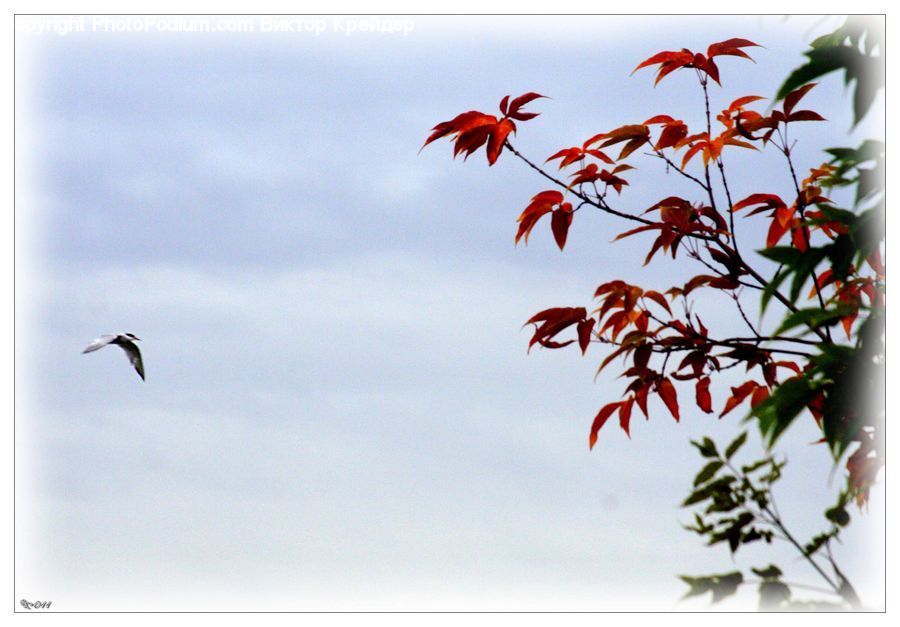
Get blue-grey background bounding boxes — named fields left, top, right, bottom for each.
left=15, top=15, right=884, bottom=610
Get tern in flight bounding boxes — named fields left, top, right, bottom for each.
left=82, top=333, right=145, bottom=380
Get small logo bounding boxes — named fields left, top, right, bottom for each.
left=20, top=599, right=52, bottom=610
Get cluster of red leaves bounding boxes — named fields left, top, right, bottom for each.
left=421, top=92, right=545, bottom=165
left=567, top=162, right=634, bottom=193
left=736, top=83, right=827, bottom=143
left=808, top=268, right=883, bottom=338
left=524, top=274, right=810, bottom=450
left=644, top=115, right=688, bottom=150
left=587, top=281, right=680, bottom=447
left=615, top=196, right=727, bottom=265
left=423, top=40, right=883, bottom=506
left=846, top=429, right=882, bottom=506
left=546, top=135, right=613, bottom=168
left=731, top=192, right=820, bottom=250
left=524, top=306, right=592, bottom=353
left=717, top=360, right=801, bottom=418
left=632, top=38, right=759, bottom=85
left=544, top=129, right=638, bottom=190
left=515, top=190, right=575, bottom=250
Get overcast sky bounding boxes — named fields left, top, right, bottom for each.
left=15, top=14, right=884, bottom=611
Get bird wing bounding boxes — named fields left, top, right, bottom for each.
left=118, top=341, right=145, bottom=381
left=82, top=334, right=117, bottom=353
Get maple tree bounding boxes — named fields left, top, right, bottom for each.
left=423, top=22, right=883, bottom=609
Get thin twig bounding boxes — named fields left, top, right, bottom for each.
left=732, top=290, right=761, bottom=338
left=647, top=149, right=710, bottom=190
left=721, top=457, right=849, bottom=602
left=775, top=126, right=833, bottom=343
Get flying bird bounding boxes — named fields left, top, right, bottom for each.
left=82, top=333, right=145, bottom=380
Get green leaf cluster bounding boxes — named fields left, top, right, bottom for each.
left=776, top=17, right=883, bottom=125
left=680, top=433, right=857, bottom=609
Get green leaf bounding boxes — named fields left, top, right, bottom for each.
left=788, top=247, right=828, bottom=304
left=777, top=43, right=883, bottom=126
left=826, top=234, right=856, bottom=281
left=740, top=458, right=769, bottom=474
left=682, top=486, right=713, bottom=507
left=774, top=305, right=856, bottom=336
left=776, top=47, right=848, bottom=101
left=760, top=266, right=790, bottom=315
left=758, top=580, right=791, bottom=610
left=751, top=564, right=783, bottom=579
left=825, top=506, right=851, bottom=527
left=693, top=460, right=724, bottom=486
left=690, top=437, right=719, bottom=458
left=804, top=532, right=833, bottom=557
left=679, top=572, right=744, bottom=604
left=809, top=205, right=859, bottom=228
left=751, top=377, right=817, bottom=448
left=781, top=17, right=883, bottom=125
left=711, top=571, right=744, bottom=603
left=679, top=575, right=714, bottom=600
left=758, top=246, right=803, bottom=266
left=852, top=203, right=885, bottom=259
left=724, top=432, right=747, bottom=460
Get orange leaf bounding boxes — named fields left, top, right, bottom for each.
left=643, top=290, right=672, bottom=314
left=750, top=385, right=770, bottom=408
left=421, top=110, right=497, bottom=150
left=546, top=147, right=584, bottom=169
left=590, top=402, right=622, bottom=449
left=635, top=385, right=650, bottom=418
left=486, top=118, right=515, bottom=165
left=841, top=313, right=857, bottom=339
left=657, top=377, right=680, bottom=421
left=731, top=193, right=785, bottom=213
left=525, top=306, right=587, bottom=352
left=506, top=92, right=546, bottom=121
left=599, top=125, right=650, bottom=159
left=775, top=205, right=795, bottom=228
left=655, top=122, right=688, bottom=150
left=766, top=216, right=791, bottom=248
left=632, top=49, right=694, bottom=77
left=787, top=110, right=826, bottom=123
left=618, top=397, right=635, bottom=438
left=706, top=38, right=759, bottom=60
left=727, top=95, right=765, bottom=110
left=582, top=132, right=606, bottom=148
left=550, top=204, right=574, bottom=250
left=790, top=221, right=809, bottom=252
left=643, top=114, right=676, bottom=125
left=808, top=268, right=836, bottom=298
left=696, top=377, right=712, bottom=413
left=719, top=381, right=759, bottom=417
left=516, top=190, right=564, bottom=245
left=577, top=318, right=595, bottom=355
left=782, top=83, right=816, bottom=115
left=681, top=143, right=705, bottom=169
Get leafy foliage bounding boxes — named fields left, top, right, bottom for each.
left=776, top=17, right=884, bottom=125
left=680, top=433, right=861, bottom=609
left=423, top=21, right=883, bottom=609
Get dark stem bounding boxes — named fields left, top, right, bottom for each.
left=732, top=291, right=761, bottom=338
left=505, top=140, right=721, bottom=244
left=505, top=139, right=831, bottom=344
left=648, top=149, right=709, bottom=190
left=777, top=126, right=833, bottom=343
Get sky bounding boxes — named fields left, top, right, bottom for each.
left=14, top=14, right=885, bottom=611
